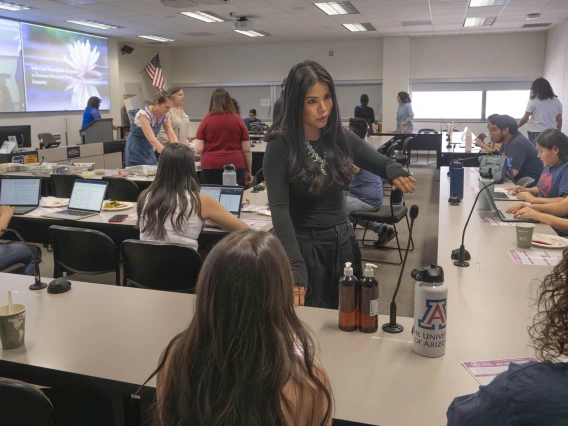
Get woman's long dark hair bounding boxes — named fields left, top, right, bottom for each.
left=536, top=129, right=568, bottom=163
left=86, top=96, right=101, bottom=110
left=143, top=229, right=333, bottom=425
left=209, top=88, right=236, bottom=114
left=529, top=250, right=568, bottom=361
left=398, top=92, right=411, bottom=104
left=266, top=60, right=354, bottom=193
left=137, top=144, right=201, bottom=239
left=530, top=77, right=556, bottom=100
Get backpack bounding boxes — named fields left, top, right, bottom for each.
left=479, top=154, right=510, bottom=183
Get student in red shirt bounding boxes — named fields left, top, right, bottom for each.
left=194, top=89, right=252, bottom=185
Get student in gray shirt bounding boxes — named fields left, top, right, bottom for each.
left=490, top=114, right=543, bottom=185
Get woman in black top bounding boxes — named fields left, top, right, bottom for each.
left=354, top=93, right=375, bottom=129
left=264, top=61, right=415, bottom=309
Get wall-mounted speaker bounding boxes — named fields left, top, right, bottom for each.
left=121, top=45, right=134, bottom=55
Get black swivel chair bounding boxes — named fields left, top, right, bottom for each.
left=49, top=225, right=120, bottom=286
left=37, top=133, right=60, bottom=149
left=417, top=128, right=439, bottom=165
left=0, top=378, right=55, bottom=426
left=51, top=174, right=82, bottom=198
left=121, top=240, right=202, bottom=293
left=102, top=176, right=140, bottom=202
left=394, top=136, right=413, bottom=172
left=350, top=189, right=414, bottom=266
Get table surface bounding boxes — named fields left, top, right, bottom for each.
left=0, top=169, right=557, bottom=426
left=441, top=132, right=482, bottom=154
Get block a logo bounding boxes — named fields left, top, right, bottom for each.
left=418, top=298, right=447, bottom=330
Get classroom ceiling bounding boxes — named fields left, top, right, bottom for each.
left=1, top=0, right=568, bottom=47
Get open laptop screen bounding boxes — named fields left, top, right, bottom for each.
left=0, top=178, right=41, bottom=206
left=69, top=180, right=107, bottom=212
left=200, top=185, right=243, bottom=216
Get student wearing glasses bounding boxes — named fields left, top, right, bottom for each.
left=243, top=108, right=262, bottom=131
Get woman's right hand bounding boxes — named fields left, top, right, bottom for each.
left=474, top=137, right=484, bottom=148
left=507, top=185, right=526, bottom=195
left=392, top=176, right=416, bottom=193
left=506, top=203, right=526, bottom=214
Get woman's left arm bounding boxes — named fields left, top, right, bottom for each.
left=557, top=113, right=563, bottom=131
left=163, top=120, right=179, bottom=143
left=350, top=133, right=415, bottom=192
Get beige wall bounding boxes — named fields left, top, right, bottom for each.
left=544, top=18, right=568, bottom=134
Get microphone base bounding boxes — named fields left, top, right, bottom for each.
left=382, top=322, right=404, bottom=333
left=454, top=260, right=470, bottom=267
left=30, top=281, right=47, bottom=291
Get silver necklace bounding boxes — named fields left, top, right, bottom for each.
left=304, top=138, right=327, bottom=176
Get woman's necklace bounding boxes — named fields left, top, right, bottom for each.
left=304, top=137, right=327, bottom=176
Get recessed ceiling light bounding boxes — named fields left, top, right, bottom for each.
left=464, top=16, right=496, bottom=27
left=180, top=11, right=230, bottom=23
left=526, top=13, right=541, bottom=20
left=314, top=2, right=359, bottom=16
left=138, top=35, right=175, bottom=42
left=0, top=1, right=31, bottom=11
left=343, top=23, right=376, bottom=32
left=67, top=20, right=119, bottom=30
left=233, top=29, right=271, bottom=37
left=468, top=0, right=508, bottom=7
left=522, top=23, right=551, bottom=28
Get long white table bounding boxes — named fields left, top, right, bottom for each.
left=0, top=168, right=558, bottom=425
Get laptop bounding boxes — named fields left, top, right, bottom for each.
left=488, top=191, right=538, bottom=223
left=200, top=185, right=244, bottom=227
left=43, top=180, right=108, bottom=220
left=0, top=178, right=41, bottom=215
left=492, top=187, right=519, bottom=201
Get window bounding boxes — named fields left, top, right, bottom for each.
left=412, top=91, right=483, bottom=120
left=486, top=90, right=530, bottom=119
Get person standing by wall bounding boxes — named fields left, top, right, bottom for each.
left=518, top=77, right=563, bottom=144
left=156, top=87, right=195, bottom=148
left=396, top=91, right=414, bottom=132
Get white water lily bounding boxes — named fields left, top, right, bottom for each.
left=65, top=79, right=101, bottom=110
left=62, top=40, right=102, bottom=79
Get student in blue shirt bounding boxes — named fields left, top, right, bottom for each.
left=507, top=129, right=568, bottom=204
left=447, top=251, right=568, bottom=425
left=243, top=108, right=262, bottom=131
left=344, top=117, right=394, bottom=246
left=81, top=96, right=102, bottom=129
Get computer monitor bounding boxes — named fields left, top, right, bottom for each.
left=0, top=125, right=31, bottom=148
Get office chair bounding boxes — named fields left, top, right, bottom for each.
left=417, top=129, right=438, bottom=165
left=0, top=378, right=55, bottom=426
left=102, top=176, right=140, bottom=202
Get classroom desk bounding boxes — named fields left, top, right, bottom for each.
left=438, top=132, right=486, bottom=168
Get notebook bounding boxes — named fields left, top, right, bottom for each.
left=0, top=178, right=41, bottom=215
left=200, top=185, right=244, bottom=227
left=43, top=180, right=107, bottom=220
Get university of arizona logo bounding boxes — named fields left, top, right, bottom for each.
left=418, top=298, right=447, bottom=330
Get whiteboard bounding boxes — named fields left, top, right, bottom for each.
left=335, top=83, right=382, bottom=122
left=182, top=85, right=272, bottom=121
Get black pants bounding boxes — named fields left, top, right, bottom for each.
left=527, top=131, right=541, bottom=145
left=295, top=221, right=362, bottom=309
left=200, top=168, right=245, bottom=185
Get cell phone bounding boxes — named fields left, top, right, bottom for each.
left=108, top=215, right=128, bottom=223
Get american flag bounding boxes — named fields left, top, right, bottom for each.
left=144, top=54, right=165, bottom=91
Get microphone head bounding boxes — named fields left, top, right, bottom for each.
left=410, top=205, right=419, bottom=219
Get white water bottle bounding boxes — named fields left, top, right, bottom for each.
left=222, top=163, right=237, bottom=186
left=465, top=130, right=472, bottom=152
left=411, top=265, right=447, bottom=358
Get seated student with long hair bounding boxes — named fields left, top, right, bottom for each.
left=447, top=249, right=568, bottom=425
left=137, top=144, right=247, bottom=249
left=143, top=229, right=334, bottom=426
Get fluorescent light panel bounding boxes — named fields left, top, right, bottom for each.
left=67, top=20, right=118, bottom=30
left=138, top=35, right=175, bottom=42
left=233, top=29, right=270, bottom=37
left=314, top=2, right=359, bottom=16
left=468, top=0, right=508, bottom=7
left=0, top=1, right=31, bottom=11
left=179, top=11, right=229, bottom=23
left=343, top=23, right=376, bottom=32
left=464, top=16, right=496, bottom=27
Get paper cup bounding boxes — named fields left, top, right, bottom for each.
left=0, top=304, right=26, bottom=349
left=516, top=223, right=536, bottom=249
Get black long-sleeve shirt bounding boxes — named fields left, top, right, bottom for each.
left=263, top=129, right=410, bottom=285
left=354, top=105, right=375, bottom=127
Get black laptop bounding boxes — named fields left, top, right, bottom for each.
left=0, top=178, right=41, bottom=215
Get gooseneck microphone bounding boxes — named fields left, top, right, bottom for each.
left=1, top=229, right=47, bottom=290
left=382, top=204, right=419, bottom=333
left=451, top=181, right=496, bottom=267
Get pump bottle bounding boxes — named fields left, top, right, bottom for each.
left=359, top=263, right=379, bottom=333
left=338, top=262, right=358, bottom=332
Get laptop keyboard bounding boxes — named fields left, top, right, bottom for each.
left=499, top=210, right=517, bottom=220
left=493, top=192, right=511, bottom=200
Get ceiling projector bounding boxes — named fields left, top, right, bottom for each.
left=160, top=0, right=230, bottom=7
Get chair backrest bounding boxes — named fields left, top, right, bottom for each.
left=49, top=225, right=119, bottom=284
left=37, top=133, right=56, bottom=145
left=516, top=176, right=535, bottom=188
left=386, top=143, right=397, bottom=159
left=51, top=174, right=82, bottom=198
left=401, top=136, right=414, bottom=152
left=418, top=128, right=437, bottom=134
left=102, top=176, right=140, bottom=202
left=0, top=378, right=54, bottom=426
left=122, top=239, right=202, bottom=293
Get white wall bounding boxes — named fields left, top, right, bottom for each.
left=170, top=40, right=383, bottom=84
left=410, top=33, right=546, bottom=80
left=382, top=37, right=410, bottom=132
left=544, top=19, right=568, bottom=134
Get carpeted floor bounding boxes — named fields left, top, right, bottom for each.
left=28, top=156, right=440, bottom=318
